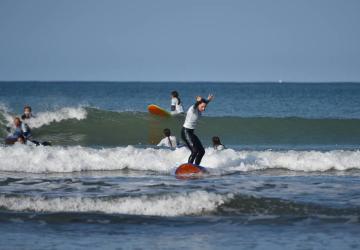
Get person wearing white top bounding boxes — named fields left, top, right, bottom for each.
left=181, top=94, right=214, bottom=165
left=157, top=128, right=177, bottom=149
left=212, top=136, right=225, bottom=150
left=170, top=91, right=184, bottom=114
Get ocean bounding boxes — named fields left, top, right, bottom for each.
left=0, top=81, right=359, bottom=249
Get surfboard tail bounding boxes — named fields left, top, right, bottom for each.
left=175, top=163, right=208, bottom=179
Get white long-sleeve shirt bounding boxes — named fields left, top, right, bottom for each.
left=171, top=97, right=184, bottom=114
left=157, top=136, right=177, bottom=148
left=183, top=105, right=201, bottom=129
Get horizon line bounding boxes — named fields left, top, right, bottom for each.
left=1, top=80, right=360, bottom=84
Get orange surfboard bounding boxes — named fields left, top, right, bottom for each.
left=175, top=163, right=208, bottom=179
left=148, top=104, right=171, bottom=117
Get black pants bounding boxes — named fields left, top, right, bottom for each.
left=181, top=127, right=205, bottom=165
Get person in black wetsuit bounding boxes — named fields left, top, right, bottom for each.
left=181, top=94, right=214, bottom=165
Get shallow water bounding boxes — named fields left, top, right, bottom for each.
left=1, top=169, right=360, bottom=249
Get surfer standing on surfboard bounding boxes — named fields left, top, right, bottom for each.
left=170, top=91, right=184, bottom=114
left=181, top=94, right=214, bottom=165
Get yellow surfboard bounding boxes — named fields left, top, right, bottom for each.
left=147, top=104, right=171, bottom=117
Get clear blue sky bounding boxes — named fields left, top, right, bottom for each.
left=0, top=0, right=359, bottom=82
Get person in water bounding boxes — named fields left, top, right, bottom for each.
left=20, top=105, right=33, bottom=139
left=15, top=134, right=50, bottom=146
left=212, top=136, right=225, bottom=150
left=181, top=94, right=214, bottom=165
left=157, top=128, right=177, bottom=149
left=21, top=105, right=34, bottom=120
left=16, top=135, right=26, bottom=144
left=171, top=91, right=184, bottom=114
left=5, top=117, right=26, bottom=144
left=5, top=105, right=34, bottom=133
left=5, top=115, right=50, bottom=146
left=15, top=135, right=33, bottom=145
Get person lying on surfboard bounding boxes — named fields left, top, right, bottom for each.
left=170, top=91, right=184, bottom=114
left=5, top=105, right=35, bottom=133
left=181, top=94, right=214, bottom=165
left=5, top=116, right=51, bottom=146
left=5, top=117, right=25, bottom=144
left=157, top=128, right=178, bottom=149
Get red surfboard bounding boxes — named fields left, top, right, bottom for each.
left=148, top=104, right=171, bottom=117
left=175, top=163, right=208, bottom=179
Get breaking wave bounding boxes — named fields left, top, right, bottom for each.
left=0, top=192, right=358, bottom=218
left=0, top=145, right=359, bottom=173
left=0, top=191, right=227, bottom=216
left=0, top=106, right=87, bottom=129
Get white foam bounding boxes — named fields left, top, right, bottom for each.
left=0, top=145, right=359, bottom=173
left=202, top=149, right=360, bottom=172
left=1, top=107, right=87, bottom=129
left=0, top=104, right=14, bottom=128
left=0, top=191, right=230, bottom=216
left=24, top=107, right=87, bottom=128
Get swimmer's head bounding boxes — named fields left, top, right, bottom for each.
left=17, top=135, right=25, bottom=144
left=13, top=117, right=21, bottom=127
left=163, top=128, right=171, bottom=137
left=171, top=91, right=179, bottom=98
left=212, top=136, right=221, bottom=146
left=23, top=105, right=32, bottom=118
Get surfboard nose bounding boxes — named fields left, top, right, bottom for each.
left=148, top=104, right=171, bottom=117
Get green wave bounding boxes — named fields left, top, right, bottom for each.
left=3, top=108, right=360, bottom=147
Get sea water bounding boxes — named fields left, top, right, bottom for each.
left=0, top=82, right=359, bottom=249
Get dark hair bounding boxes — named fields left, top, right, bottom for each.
left=24, top=105, right=32, bottom=112
left=17, top=135, right=26, bottom=142
left=171, top=91, right=181, bottom=105
left=163, top=128, right=173, bottom=148
left=195, top=98, right=208, bottom=108
left=163, top=128, right=171, bottom=137
left=212, top=136, right=221, bottom=146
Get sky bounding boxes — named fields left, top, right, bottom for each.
left=0, top=0, right=359, bottom=82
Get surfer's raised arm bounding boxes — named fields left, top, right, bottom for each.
left=194, top=94, right=214, bottom=108
left=196, top=94, right=214, bottom=103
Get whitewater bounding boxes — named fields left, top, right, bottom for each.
left=0, top=145, right=359, bottom=173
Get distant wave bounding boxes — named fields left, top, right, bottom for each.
left=0, top=145, right=359, bottom=173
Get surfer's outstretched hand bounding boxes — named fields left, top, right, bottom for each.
left=207, top=94, right=214, bottom=102
left=196, top=94, right=214, bottom=102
